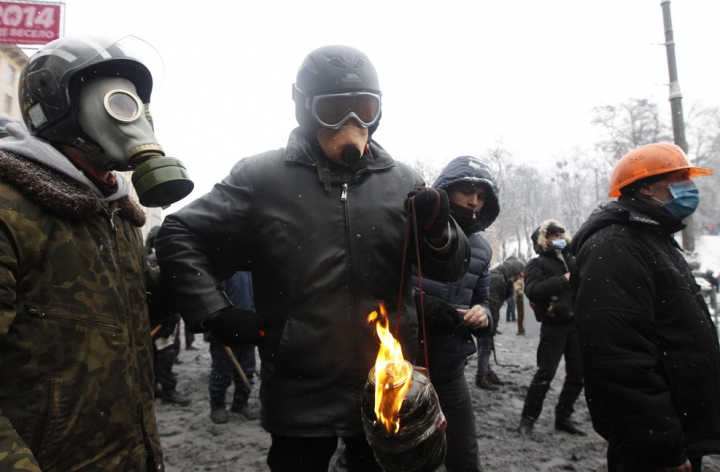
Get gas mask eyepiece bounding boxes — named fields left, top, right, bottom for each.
left=104, top=89, right=143, bottom=122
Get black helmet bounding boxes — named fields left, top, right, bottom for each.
left=19, top=35, right=157, bottom=147
left=292, top=45, right=382, bottom=140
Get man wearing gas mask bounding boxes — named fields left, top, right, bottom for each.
left=156, top=45, right=470, bottom=471
left=0, top=35, right=192, bottom=471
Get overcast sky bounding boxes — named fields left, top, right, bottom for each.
left=45, top=0, right=720, bottom=212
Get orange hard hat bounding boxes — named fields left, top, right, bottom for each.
left=608, top=143, right=713, bottom=197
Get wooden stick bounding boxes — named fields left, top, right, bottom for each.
left=223, top=345, right=253, bottom=392
left=150, top=324, right=162, bottom=338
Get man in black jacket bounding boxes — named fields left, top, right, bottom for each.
left=572, top=143, right=720, bottom=471
left=517, top=220, right=585, bottom=437
left=156, top=45, right=469, bottom=472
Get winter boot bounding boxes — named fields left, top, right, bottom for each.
left=161, top=389, right=191, bottom=407
left=488, top=371, right=506, bottom=386
left=475, top=375, right=500, bottom=391
left=210, top=397, right=229, bottom=424
left=517, top=417, right=534, bottom=437
left=555, top=417, right=587, bottom=436
left=231, top=394, right=258, bottom=420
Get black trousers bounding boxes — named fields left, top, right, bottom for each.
left=267, top=435, right=381, bottom=472
left=153, top=343, right=178, bottom=393
left=433, top=374, right=485, bottom=472
left=520, top=321, right=584, bottom=422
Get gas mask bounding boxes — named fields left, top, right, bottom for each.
left=76, top=76, right=193, bottom=207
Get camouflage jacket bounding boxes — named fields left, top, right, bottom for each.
left=0, top=150, right=163, bottom=471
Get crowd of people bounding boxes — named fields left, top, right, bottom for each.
left=0, top=33, right=719, bottom=472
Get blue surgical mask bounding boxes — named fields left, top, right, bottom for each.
left=551, top=239, right=566, bottom=250
left=659, top=181, right=700, bottom=220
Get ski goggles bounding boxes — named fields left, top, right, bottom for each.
left=309, top=92, right=381, bottom=130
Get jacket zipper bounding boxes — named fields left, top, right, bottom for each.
left=105, top=208, right=144, bottom=416
left=340, top=182, right=363, bottom=396
left=103, top=208, right=121, bottom=233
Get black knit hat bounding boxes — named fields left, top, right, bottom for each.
left=546, top=224, right=565, bottom=236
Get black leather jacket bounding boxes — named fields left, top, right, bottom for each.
left=156, top=128, right=469, bottom=436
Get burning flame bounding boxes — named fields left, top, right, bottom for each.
left=368, top=303, right=412, bottom=434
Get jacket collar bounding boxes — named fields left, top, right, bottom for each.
left=0, top=149, right=145, bottom=226
left=572, top=198, right=685, bottom=255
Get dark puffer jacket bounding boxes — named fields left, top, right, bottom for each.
left=413, top=156, right=498, bottom=382
left=488, top=257, right=525, bottom=326
left=156, top=128, right=470, bottom=437
left=524, top=219, right=575, bottom=323
left=571, top=197, right=720, bottom=467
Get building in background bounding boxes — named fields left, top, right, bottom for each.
left=0, top=46, right=27, bottom=121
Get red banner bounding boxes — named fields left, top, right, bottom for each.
left=0, top=1, right=61, bottom=45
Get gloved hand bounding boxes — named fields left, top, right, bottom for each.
left=414, top=291, right=464, bottom=329
left=405, top=187, right=450, bottom=240
left=202, top=306, right=264, bottom=348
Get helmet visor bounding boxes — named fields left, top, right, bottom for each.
left=311, top=92, right=381, bottom=129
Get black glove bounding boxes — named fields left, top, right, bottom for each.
left=405, top=187, right=450, bottom=239
left=203, top=306, right=263, bottom=348
left=414, top=291, right=464, bottom=329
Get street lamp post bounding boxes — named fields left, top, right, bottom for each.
left=660, top=0, right=694, bottom=251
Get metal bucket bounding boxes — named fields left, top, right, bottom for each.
left=362, top=362, right=447, bottom=472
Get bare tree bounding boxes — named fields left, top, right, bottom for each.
left=591, top=98, right=672, bottom=168
left=483, top=145, right=517, bottom=259
left=550, top=149, right=599, bottom=233
left=685, top=104, right=720, bottom=229
left=509, top=164, right=553, bottom=259
left=685, top=104, right=720, bottom=169
left=407, top=156, right=445, bottom=188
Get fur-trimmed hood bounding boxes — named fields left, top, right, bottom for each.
left=0, top=122, right=145, bottom=225
left=531, top=219, right=571, bottom=254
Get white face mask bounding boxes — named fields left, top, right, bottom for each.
left=551, top=239, right=567, bottom=250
